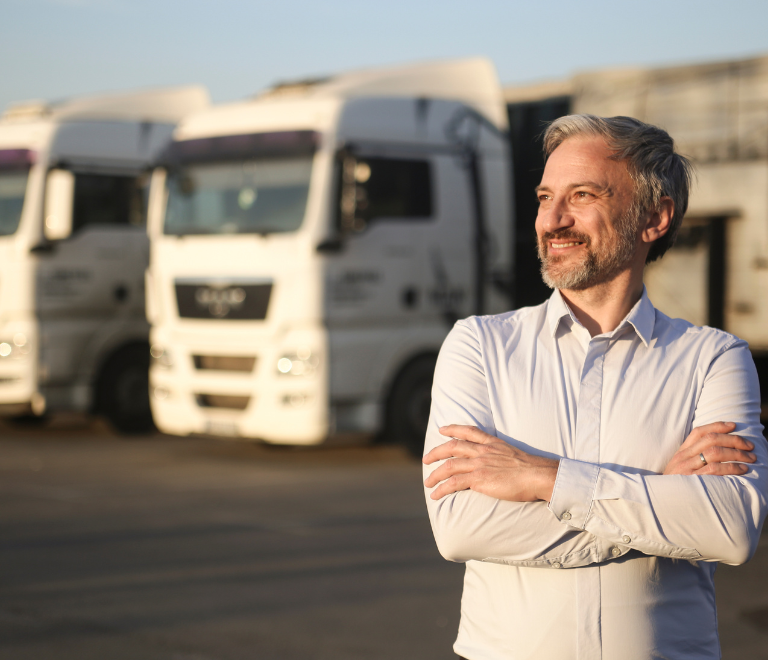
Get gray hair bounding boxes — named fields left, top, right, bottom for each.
left=542, top=114, right=694, bottom=263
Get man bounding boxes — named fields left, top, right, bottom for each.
left=422, top=114, right=767, bottom=660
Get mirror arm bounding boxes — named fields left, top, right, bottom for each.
left=316, top=236, right=345, bottom=254
left=30, top=241, right=56, bottom=254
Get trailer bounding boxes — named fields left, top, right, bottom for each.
left=0, top=86, right=209, bottom=431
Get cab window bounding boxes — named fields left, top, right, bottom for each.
left=72, top=174, right=146, bottom=233
left=351, top=157, right=432, bottom=222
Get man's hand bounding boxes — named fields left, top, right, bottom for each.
left=663, top=421, right=756, bottom=476
left=423, top=425, right=559, bottom=502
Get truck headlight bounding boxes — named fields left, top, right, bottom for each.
left=0, top=334, right=31, bottom=358
left=277, top=348, right=319, bottom=376
left=150, top=345, right=173, bottom=369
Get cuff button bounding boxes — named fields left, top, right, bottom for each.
left=562, top=511, right=572, bottom=520
left=552, top=562, right=562, bottom=569
left=611, top=546, right=621, bottom=557
left=622, top=535, right=631, bottom=544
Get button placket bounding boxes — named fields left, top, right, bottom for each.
left=575, top=338, right=607, bottom=465
left=573, top=337, right=607, bottom=658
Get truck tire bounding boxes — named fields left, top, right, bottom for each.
left=385, top=355, right=437, bottom=458
left=96, top=345, right=154, bottom=434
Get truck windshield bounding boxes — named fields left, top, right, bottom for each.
left=164, top=157, right=312, bottom=235
left=0, top=170, right=28, bottom=236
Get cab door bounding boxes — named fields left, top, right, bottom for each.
left=36, top=170, right=148, bottom=403
left=324, top=152, right=438, bottom=401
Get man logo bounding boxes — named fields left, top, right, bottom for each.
left=176, top=280, right=271, bottom=320
left=195, top=286, right=246, bottom=318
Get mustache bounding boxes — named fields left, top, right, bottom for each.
left=539, top=229, right=591, bottom=245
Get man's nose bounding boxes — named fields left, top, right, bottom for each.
left=537, top=197, right=575, bottom=234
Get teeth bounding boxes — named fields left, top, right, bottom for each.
left=551, top=242, right=581, bottom=248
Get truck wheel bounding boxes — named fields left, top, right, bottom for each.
left=97, top=345, right=154, bottom=434
left=386, top=355, right=437, bottom=458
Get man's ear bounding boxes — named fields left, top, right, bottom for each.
left=641, top=196, right=674, bottom=244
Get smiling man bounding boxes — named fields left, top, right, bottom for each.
left=422, top=115, right=768, bottom=660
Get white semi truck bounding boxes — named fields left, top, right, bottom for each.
left=146, top=59, right=512, bottom=454
left=0, top=86, right=209, bottom=431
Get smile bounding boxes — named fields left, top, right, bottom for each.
left=550, top=241, right=584, bottom=248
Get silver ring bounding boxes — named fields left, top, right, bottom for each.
left=699, top=452, right=708, bottom=467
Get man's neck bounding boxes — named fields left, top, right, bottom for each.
left=559, top=269, right=645, bottom=337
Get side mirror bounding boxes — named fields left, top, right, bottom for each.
left=44, top=169, right=75, bottom=240
left=338, top=152, right=371, bottom=234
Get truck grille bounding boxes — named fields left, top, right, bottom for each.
left=175, top=281, right=272, bottom=320
left=195, top=393, right=251, bottom=410
left=193, top=355, right=256, bottom=373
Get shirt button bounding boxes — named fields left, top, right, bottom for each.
left=622, top=535, right=631, bottom=544
left=552, top=562, right=562, bottom=569
left=611, top=546, right=621, bottom=557
left=562, top=511, right=572, bottom=520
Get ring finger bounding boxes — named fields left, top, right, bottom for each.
left=691, top=447, right=755, bottom=472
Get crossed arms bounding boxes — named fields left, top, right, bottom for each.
left=423, top=322, right=768, bottom=568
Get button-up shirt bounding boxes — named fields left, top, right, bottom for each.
left=423, top=288, right=768, bottom=660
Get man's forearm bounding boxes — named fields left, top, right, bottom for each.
left=427, top=421, right=765, bottom=565
left=548, top=456, right=767, bottom=565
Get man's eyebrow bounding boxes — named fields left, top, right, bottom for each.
left=571, top=181, right=609, bottom=192
left=534, top=181, right=611, bottom=194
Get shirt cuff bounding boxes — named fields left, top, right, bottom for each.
left=548, top=458, right=600, bottom=529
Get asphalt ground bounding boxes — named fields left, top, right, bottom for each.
left=1, top=417, right=767, bottom=659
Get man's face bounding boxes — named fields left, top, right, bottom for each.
left=535, top=135, right=640, bottom=291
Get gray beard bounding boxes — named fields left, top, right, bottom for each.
left=538, top=209, right=639, bottom=291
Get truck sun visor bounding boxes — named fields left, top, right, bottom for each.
left=162, top=131, right=319, bottom=165
left=0, top=149, right=36, bottom=170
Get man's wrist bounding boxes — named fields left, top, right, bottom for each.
left=535, top=463, right=559, bottom=502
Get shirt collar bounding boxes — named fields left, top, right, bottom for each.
left=546, top=289, right=578, bottom=337
left=546, top=286, right=656, bottom=347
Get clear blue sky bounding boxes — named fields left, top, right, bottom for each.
left=3, top=0, right=768, bottom=112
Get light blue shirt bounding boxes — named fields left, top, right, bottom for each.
left=424, top=288, right=767, bottom=660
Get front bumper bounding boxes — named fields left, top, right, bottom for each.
left=149, top=325, right=329, bottom=444
left=0, top=321, right=41, bottom=415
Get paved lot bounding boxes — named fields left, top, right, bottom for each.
left=0, top=418, right=767, bottom=659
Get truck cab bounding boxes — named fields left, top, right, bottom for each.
left=147, top=59, right=512, bottom=453
left=0, top=86, right=209, bottom=430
